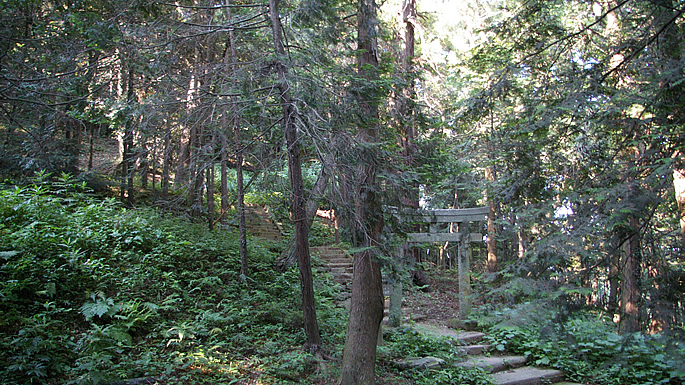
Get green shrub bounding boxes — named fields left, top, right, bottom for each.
left=410, top=366, right=494, bottom=385
left=383, top=326, right=461, bottom=361
left=483, top=309, right=685, bottom=385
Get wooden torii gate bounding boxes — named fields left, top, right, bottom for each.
left=388, top=206, right=489, bottom=326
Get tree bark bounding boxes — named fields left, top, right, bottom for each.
left=230, top=46, right=248, bottom=281
left=121, top=63, right=135, bottom=206
left=485, top=167, right=498, bottom=273
left=339, top=0, right=385, bottom=383
left=269, top=0, right=321, bottom=351
left=340, top=249, right=384, bottom=385
left=653, top=0, right=683, bottom=331
left=161, top=121, right=172, bottom=199
left=140, top=138, right=149, bottom=191
left=400, top=0, right=424, bottom=279
left=221, top=131, right=229, bottom=223
left=277, top=152, right=333, bottom=270
left=608, top=251, right=620, bottom=315
left=88, top=124, right=96, bottom=171
left=653, top=0, right=685, bottom=251
left=207, top=141, right=215, bottom=230
left=236, top=128, right=248, bottom=278
left=216, top=0, right=249, bottom=278
left=619, top=220, right=640, bottom=334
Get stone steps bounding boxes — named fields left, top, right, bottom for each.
left=460, top=344, right=492, bottom=356
left=311, top=245, right=353, bottom=288
left=491, top=367, right=566, bottom=385
left=243, top=205, right=283, bottom=242
left=410, top=322, right=580, bottom=385
left=457, top=355, right=528, bottom=373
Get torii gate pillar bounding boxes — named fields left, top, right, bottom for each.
left=458, top=222, right=473, bottom=318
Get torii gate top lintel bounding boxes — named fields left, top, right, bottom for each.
left=391, top=206, right=489, bottom=244
left=421, top=206, right=490, bottom=223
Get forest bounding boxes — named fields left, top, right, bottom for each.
left=1, top=0, right=684, bottom=384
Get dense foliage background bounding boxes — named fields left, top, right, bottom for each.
left=1, top=0, right=684, bottom=383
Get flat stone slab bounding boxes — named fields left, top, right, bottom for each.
left=491, top=367, right=565, bottom=385
left=447, top=318, right=479, bottom=331
left=395, top=356, right=446, bottom=369
left=413, top=323, right=485, bottom=345
left=458, top=343, right=492, bottom=355
left=456, top=355, right=528, bottom=373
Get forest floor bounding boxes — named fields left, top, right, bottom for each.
left=400, top=270, right=464, bottom=326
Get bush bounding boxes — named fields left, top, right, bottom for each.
left=483, top=308, right=685, bottom=385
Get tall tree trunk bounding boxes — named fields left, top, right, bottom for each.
left=236, top=125, right=248, bottom=278
left=517, top=225, right=526, bottom=259
left=619, top=219, right=641, bottom=334
left=653, top=0, right=685, bottom=251
left=221, top=132, right=229, bottom=223
left=161, top=121, right=172, bottom=199
left=207, top=139, right=215, bottom=230
left=485, top=167, right=498, bottom=273
left=608, top=250, right=620, bottom=315
left=400, top=0, right=416, bottom=158
left=141, top=139, right=149, bottom=191
left=484, top=105, right=499, bottom=273
left=175, top=71, right=198, bottom=194
left=150, top=137, right=157, bottom=196
left=88, top=124, right=96, bottom=171
left=400, top=0, right=423, bottom=282
left=121, top=64, right=135, bottom=205
left=654, top=0, right=684, bottom=330
left=222, top=0, right=248, bottom=278
left=277, top=152, right=333, bottom=270
left=190, top=119, right=204, bottom=216
left=269, top=0, right=321, bottom=351
left=175, top=128, right=190, bottom=188
left=339, top=0, right=385, bottom=383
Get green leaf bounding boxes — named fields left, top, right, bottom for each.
left=80, top=294, right=116, bottom=320
left=0, top=250, right=19, bottom=259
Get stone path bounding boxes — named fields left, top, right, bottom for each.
left=409, top=323, right=580, bottom=385
left=244, top=204, right=283, bottom=242
left=311, top=246, right=353, bottom=284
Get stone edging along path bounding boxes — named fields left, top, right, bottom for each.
left=395, top=323, right=583, bottom=385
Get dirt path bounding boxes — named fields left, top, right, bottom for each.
left=401, top=270, right=464, bottom=325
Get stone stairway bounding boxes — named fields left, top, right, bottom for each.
left=244, top=205, right=283, bottom=242
left=311, top=246, right=353, bottom=290
left=411, top=323, right=580, bottom=385
left=243, top=206, right=353, bottom=289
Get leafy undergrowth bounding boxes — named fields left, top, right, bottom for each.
left=0, top=175, right=344, bottom=384
left=0, top=174, right=492, bottom=385
left=4, top=175, right=684, bottom=385
left=475, top=282, right=685, bottom=385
